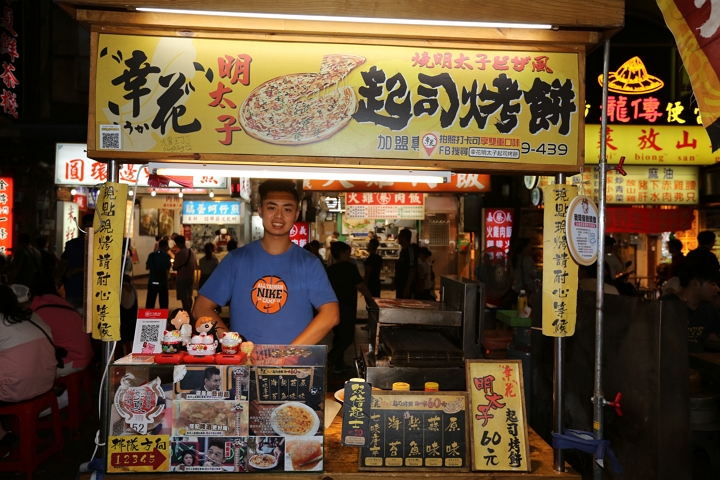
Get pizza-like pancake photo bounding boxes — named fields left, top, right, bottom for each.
left=239, top=54, right=366, bottom=145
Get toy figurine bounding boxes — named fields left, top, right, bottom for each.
left=187, top=332, right=217, bottom=355
left=195, top=316, right=218, bottom=338
left=168, top=308, right=193, bottom=345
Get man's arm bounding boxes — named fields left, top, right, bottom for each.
left=192, top=294, right=229, bottom=336
left=356, top=282, right=378, bottom=309
left=291, top=302, right=339, bottom=345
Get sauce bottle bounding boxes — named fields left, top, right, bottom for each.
left=424, top=382, right=439, bottom=392
left=392, top=382, right=410, bottom=391
left=517, top=289, right=527, bottom=315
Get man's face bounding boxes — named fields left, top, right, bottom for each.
left=206, top=445, right=223, bottom=466
left=698, top=280, right=720, bottom=302
left=258, top=191, right=299, bottom=238
left=398, top=235, right=409, bottom=247
left=205, top=374, right=221, bottom=391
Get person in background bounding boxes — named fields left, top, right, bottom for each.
left=153, top=234, right=163, bottom=252
left=203, top=438, right=226, bottom=467
left=34, top=236, right=58, bottom=296
left=226, top=239, right=238, bottom=252
left=8, top=233, right=42, bottom=292
left=395, top=228, right=418, bottom=299
left=686, top=230, right=720, bottom=272
left=604, top=236, right=624, bottom=280
left=13, top=284, right=93, bottom=377
left=146, top=240, right=171, bottom=309
left=363, top=238, right=382, bottom=298
left=662, top=260, right=720, bottom=352
left=308, top=240, right=326, bottom=267
left=57, top=213, right=94, bottom=310
left=502, top=237, right=535, bottom=309
left=174, top=235, right=197, bottom=312
left=0, top=284, right=57, bottom=452
left=325, top=231, right=340, bottom=265
left=213, top=228, right=229, bottom=252
left=199, top=242, right=219, bottom=289
left=578, top=262, right=619, bottom=295
left=168, top=233, right=179, bottom=254
left=202, top=366, right=222, bottom=391
left=326, top=242, right=377, bottom=373
left=415, top=247, right=436, bottom=300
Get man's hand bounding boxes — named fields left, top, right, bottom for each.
left=291, top=302, right=339, bottom=345
left=192, top=294, right=229, bottom=336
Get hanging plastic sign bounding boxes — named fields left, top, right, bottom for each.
left=565, top=196, right=599, bottom=266
left=542, top=184, right=579, bottom=337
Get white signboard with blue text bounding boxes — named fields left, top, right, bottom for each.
left=182, top=201, right=242, bottom=224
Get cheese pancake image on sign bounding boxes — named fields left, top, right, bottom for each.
left=251, top=276, right=288, bottom=314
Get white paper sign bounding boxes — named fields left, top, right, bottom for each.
left=565, top=195, right=599, bottom=266
left=131, top=310, right=168, bottom=354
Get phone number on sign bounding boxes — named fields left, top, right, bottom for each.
left=521, top=142, right=568, bottom=155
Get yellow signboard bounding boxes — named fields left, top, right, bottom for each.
left=94, top=34, right=581, bottom=168
left=585, top=124, right=719, bottom=165
left=108, top=435, right=170, bottom=473
left=466, top=360, right=530, bottom=472
left=569, top=165, right=698, bottom=205
left=91, top=182, right=128, bottom=341
left=542, top=184, right=579, bottom=337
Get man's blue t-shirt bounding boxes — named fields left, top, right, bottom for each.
left=198, top=241, right=337, bottom=344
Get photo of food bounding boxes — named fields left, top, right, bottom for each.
left=247, top=436, right=284, bottom=472
left=139, top=208, right=158, bottom=236
left=172, top=400, right=249, bottom=437
left=285, top=437, right=323, bottom=471
left=270, top=402, right=320, bottom=437
left=158, top=208, right=174, bottom=236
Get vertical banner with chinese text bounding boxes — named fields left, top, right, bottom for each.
left=542, top=184, right=579, bottom=337
left=466, top=360, right=530, bottom=472
left=0, top=177, right=12, bottom=256
left=92, top=182, right=128, bottom=341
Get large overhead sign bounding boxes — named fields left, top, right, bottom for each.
left=303, top=174, right=491, bottom=192
left=93, top=35, right=582, bottom=171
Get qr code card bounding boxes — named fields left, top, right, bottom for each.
left=100, top=124, right=122, bottom=150
left=132, top=318, right=165, bottom=354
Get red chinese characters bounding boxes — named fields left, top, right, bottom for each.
left=289, top=222, right=310, bottom=247
left=484, top=209, right=513, bottom=259
left=0, top=177, right=13, bottom=256
left=210, top=54, right=253, bottom=145
left=411, top=52, right=554, bottom=74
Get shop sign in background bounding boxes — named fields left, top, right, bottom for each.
left=345, top=192, right=425, bottom=220
left=289, top=222, right=310, bottom=247
left=542, top=185, right=579, bottom=337
left=182, top=201, right=241, bottom=224
left=0, top=177, right=12, bottom=256
left=484, top=208, right=513, bottom=258
left=303, top=174, right=491, bottom=193
left=56, top=143, right=227, bottom=188
left=95, top=35, right=580, bottom=168
left=585, top=124, right=717, bottom=165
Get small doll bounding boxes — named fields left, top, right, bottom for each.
left=195, top=316, right=218, bottom=338
left=168, top=308, right=193, bottom=345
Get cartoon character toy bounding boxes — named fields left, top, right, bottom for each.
left=168, top=308, right=193, bottom=346
left=187, top=332, right=217, bottom=356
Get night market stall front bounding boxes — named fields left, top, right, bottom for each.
left=54, top=0, right=624, bottom=478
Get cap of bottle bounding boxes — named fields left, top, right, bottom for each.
left=519, top=290, right=526, bottom=294
left=424, top=382, right=439, bottom=392
left=349, top=378, right=366, bottom=383
left=392, top=382, right=410, bottom=391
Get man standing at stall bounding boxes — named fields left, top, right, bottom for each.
left=193, top=179, right=338, bottom=345
left=395, top=228, right=418, bottom=299
left=173, top=235, right=197, bottom=312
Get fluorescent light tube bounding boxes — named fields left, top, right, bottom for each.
left=136, top=8, right=553, bottom=30
left=149, top=163, right=452, bottom=184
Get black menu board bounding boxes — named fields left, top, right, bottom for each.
left=358, top=391, right=469, bottom=471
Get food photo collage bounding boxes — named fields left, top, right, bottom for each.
left=107, top=346, right=326, bottom=473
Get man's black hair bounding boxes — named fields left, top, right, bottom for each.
left=204, top=366, right=220, bottom=380
left=81, top=213, right=94, bottom=228
left=158, top=240, right=169, bottom=250
left=207, top=438, right=225, bottom=451
left=330, top=241, right=351, bottom=260
left=367, top=238, right=380, bottom=249
left=667, top=238, right=683, bottom=252
left=175, top=235, right=186, bottom=246
left=698, top=230, right=717, bottom=247
left=258, top=179, right=299, bottom=203
left=677, top=260, right=720, bottom=288
left=398, top=228, right=412, bottom=241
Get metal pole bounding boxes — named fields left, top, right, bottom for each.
left=99, top=160, right=120, bottom=463
left=593, top=40, right=611, bottom=480
left=553, top=173, right=566, bottom=472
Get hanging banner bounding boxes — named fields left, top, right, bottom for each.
left=585, top=124, right=718, bottom=165
left=658, top=0, right=720, bottom=151
left=466, top=360, right=530, bottom=472
left=91, top=182, right=128, bottom=341
left=542, top=184, right=579, bottom=337
left=345, top=192, right=425, bottom=219
left=289, top=222, right=310, bottom=248
left=0, top=177, right=13, bottom=256
left=565, top=196, right=599, bottom=266
left=56, top=144, right=228, bottom=188
left=94, top=35, right=581, bottom=170
left=303, top=174, right=491, bottom=193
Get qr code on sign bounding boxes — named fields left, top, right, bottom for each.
left=140, top=324, right=159, bottom=343
left=99, top=124, right=121, bottom=149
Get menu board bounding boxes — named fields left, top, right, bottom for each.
left=107, top=345, right=326, bottom=474
left=466, top=360, right=531, bottom=472
left=358, top=391, right=469, bottom=471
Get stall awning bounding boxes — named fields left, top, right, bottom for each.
left=605, top=207, right=695, bottom=234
